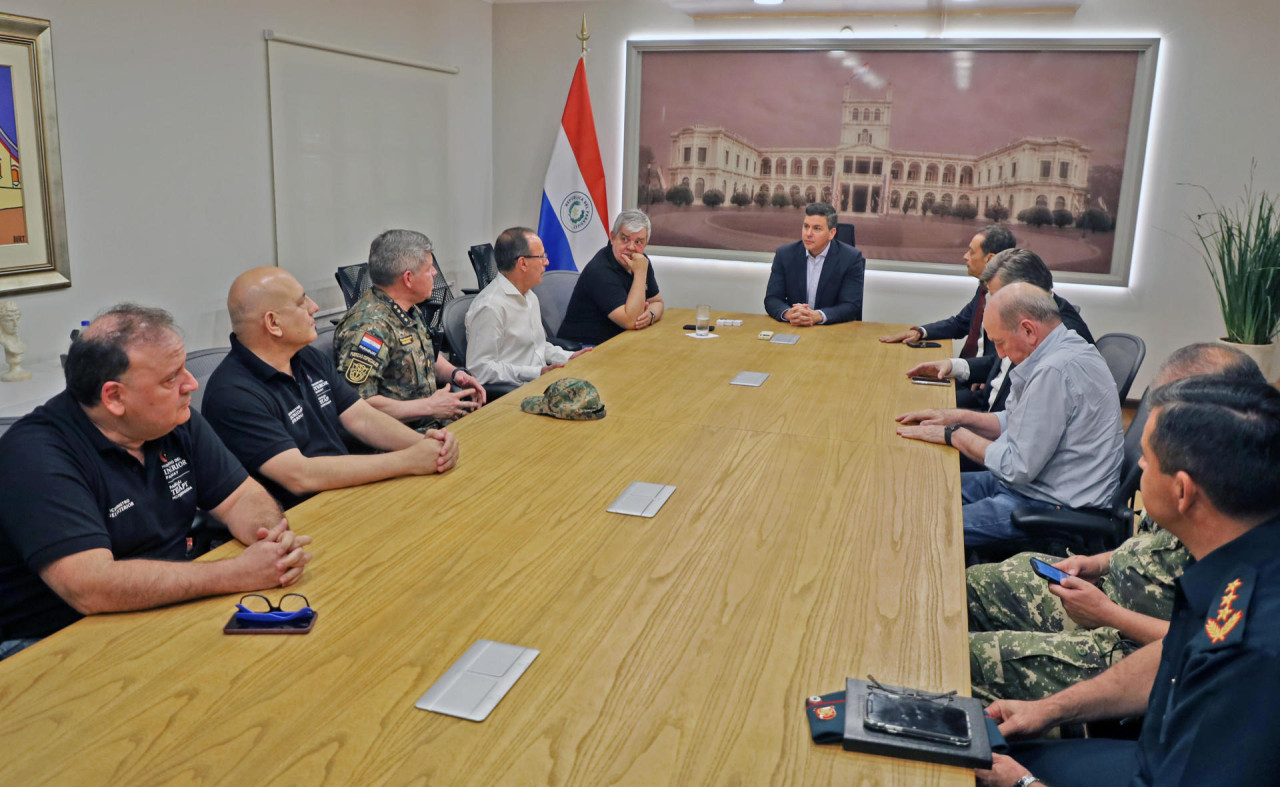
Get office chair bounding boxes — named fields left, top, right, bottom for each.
left=463, top=243, right=497, bottom=295
left=1095, top=333, right=1146, bottom=403
left=417, top=257, right=456, bottom=357
left=335, top=263, right=372, bottom=310
left=531, top=270, right=579, bottom=339
left=441, top=294, right=475, bottom=367
left=311, top=322, right=337, bottom=360
left=836, top=222, right=856, bottom=247
left=0, top=416, right=20, bottom=438
left=185, top=347, right=232, bottom=412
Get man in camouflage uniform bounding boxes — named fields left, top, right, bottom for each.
left=335, top=229, right=486, bottom=431
left=967, top=342, right=1265, bottom=702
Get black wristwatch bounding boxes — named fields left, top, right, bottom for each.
left=451, top=367, right=469, bottom=385
left=944, top=423, right=962, bottom=447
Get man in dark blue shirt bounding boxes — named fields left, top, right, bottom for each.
left=558, top=210, right=664, bottom=346
left=975, top=377, right=1280, bottom=787
left=203, top=268, right=459, bottom=509
left=0, top=305, right=313, bottom=659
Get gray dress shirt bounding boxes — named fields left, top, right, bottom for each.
left=984, top=323, right=1123, bottom=508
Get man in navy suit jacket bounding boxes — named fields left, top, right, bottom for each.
left=763, top=202, right=865, bottom=326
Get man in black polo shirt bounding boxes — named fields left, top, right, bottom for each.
left=0, top=305, right=312, bottom=660
left=202, top=268, right=459, bottom=510
left=558, top=209, right=664, bottom=346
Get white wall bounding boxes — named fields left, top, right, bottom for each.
left=493, top=0, right=1280, bottom=392
left=4, top=0, right=493, bottom=365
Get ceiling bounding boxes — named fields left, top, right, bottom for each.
left=487, top=0, right=1079, bottom=14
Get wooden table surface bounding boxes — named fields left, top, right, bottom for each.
left=0, top=309, right=969, bottom=785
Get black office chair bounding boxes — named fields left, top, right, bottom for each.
left=335, top=263, right=372, bottom=309
left=530, top=270, right=584, bottom=352
left=311, top=323, right=337, bottom=361
left=417, top=257, right=456, bottom=358
left=185, top=347, right=232, bottom=413
left=836, top=222, right=856, bottom=247
left=463, top=243, right=497, bottom=295
left=441, top=294, right=475, bottom=367
left=0, top=416, right=20, bottom=438
left=1095, top=333, right=1146, bottom=403
left=1007, top=387, right=1153, bottom=557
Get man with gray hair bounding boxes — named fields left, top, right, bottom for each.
left=465, top=227, right=591, bottom=391
left=764, top=201, right=865, bottom=325
left=558, top=209, right=665, bottom=346
left=896, top=282, right=1123, bottom=548
left=335, top=229, right=486, bottom=431
left=906, top=248, right=1095, bottom=413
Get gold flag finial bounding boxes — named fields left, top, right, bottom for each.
left=578, top=14, right=590, bottom=55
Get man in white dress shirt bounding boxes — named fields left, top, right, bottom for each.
left=465, top=227, right=590, bottom=391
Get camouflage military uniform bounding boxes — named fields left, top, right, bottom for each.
left=334, top=287, right=441, bottom=431
left=967, top=515, right=1191, bottom=702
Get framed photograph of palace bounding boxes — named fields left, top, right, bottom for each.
left=0, top=13, right=70, bottom=294
left=622, top=38, right=1159, bottom=286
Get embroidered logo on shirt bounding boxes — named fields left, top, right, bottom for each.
left=161, top=452, right=193, bottom=500
left=1205, top=578, right=1245, bottom=644
left=108, top=499, right=135, bottom=519
left=287, top=405, right=304, bottom=424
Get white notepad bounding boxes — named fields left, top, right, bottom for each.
left=416, top=640, right=539, bottom=722
left=730, top=371, right=770, bottom=387
left=607, top=481, right=677, bottom=517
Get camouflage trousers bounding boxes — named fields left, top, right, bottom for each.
left=967, top=552, right=1133, bottom=703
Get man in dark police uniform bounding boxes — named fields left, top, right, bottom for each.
left=0, top=305, right=312, bottom=660
left=202, top=268, right=459, bottom=510
left=558, top=209, right=665, bottom=346
left=975, top=376, right=1280, bottom=787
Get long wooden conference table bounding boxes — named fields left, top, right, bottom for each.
left=0, top=309, right=968, bottom=785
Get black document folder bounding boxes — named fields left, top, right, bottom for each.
left=842, top=678, right=993, bottom=769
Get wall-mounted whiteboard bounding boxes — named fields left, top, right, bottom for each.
left=267, top=38, right=454, bottom=310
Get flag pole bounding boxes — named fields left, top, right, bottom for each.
left=578, top=14, right=590, bottom=55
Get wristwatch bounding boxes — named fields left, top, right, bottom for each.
left=450, top=367, right=470, bottom=385
left=1013, top=775, right=1042, bottom=787
left=944, top=423, right=963, bottom=447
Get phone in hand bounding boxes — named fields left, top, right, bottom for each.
left=905, top=340, right=942, bottom=348
left=1029, top=557, right=1070, bottom=585
left=910, top=376, right=951, bottom=387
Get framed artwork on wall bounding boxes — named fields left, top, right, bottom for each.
left=623, top=38, right=1158, bottom=286
left=0, top=13, right=69, bottom=295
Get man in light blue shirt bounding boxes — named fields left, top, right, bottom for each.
left=896, top=283, right=1123, bottom=547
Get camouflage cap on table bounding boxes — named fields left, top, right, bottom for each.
left=521, top=378, right=606, bottom=421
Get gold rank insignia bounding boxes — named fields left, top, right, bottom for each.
left=400, top=335, right=414, bottom=345
left=345, top=356, right=375, bottom=384
left=1205, top=577, right=1245, bottom=644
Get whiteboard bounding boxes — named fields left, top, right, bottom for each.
left=267, top=39, right=453, bottom=311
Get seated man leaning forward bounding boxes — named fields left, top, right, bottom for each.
left=335, top=229, right=486, bottom=431
left=202, top=268, right=459, bottom=510
left=464, top=227, right=590, bottom=389
left=0, top=305, right=311, bottom=661
left=896, top=283, right=1123, bottom=548
left=764, top=201, right=866, bottom=326
left=975, top=378, right=1280, bottom=787
left=966, top=343, right=1263, bottom=704
left=557, top=209, right=664, bottom=346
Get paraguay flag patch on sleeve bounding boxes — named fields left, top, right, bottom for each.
left=357, top=333, right=385, bottom=359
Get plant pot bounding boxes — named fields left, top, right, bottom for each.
left=1218, top=338, right=1277, bottom=382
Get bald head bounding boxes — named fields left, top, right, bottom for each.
left=987, top=282, right=1061, bottom=332
left=1154, top=342, right=1265, bottom=387
left=228, top=267, right=318, bottom=353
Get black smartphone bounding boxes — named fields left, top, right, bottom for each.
left=905, top=340, right=942, bottom=348
left=681, top=324, right=714, bottom=332
left=223, top=610, right=318, bottom=635
left=863, top=692, right=972, bottom=747
left=910, top=376, right=951, bottom=386
left=1029, top=557, right=1070, bottom=585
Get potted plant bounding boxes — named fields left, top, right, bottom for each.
left=1189, top=176, right=1280, bottom=379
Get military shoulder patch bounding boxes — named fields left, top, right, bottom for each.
left=399, top=335, right=414, bottom=346
left=1204, top=575, right=1253, bottom=649
left=345, top=355, right=376, bottom=385
left=357, top=333, right=387, bottom=360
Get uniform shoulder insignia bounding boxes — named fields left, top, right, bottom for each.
left=357, top=332, right=388, bottom=360
left=1204, top=576, right=1254, bottom=649
left=345, top=355, right=376, bottom=385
